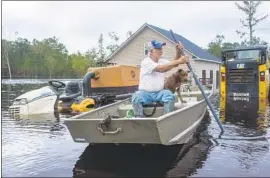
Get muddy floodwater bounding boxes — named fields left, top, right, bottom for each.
left=2, top=80, right=270, bottom=177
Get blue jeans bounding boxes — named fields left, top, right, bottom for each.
left=131, top=89, right=175, bottom=117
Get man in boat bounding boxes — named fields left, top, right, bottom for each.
left=132, top=40, right=189, bottom=117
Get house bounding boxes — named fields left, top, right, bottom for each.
left=105, top=23, right=222, bottom=93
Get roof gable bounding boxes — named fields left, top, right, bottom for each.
left=105, top=23, right=221, bottom=63
left=146, top=24, right=221, bottom=62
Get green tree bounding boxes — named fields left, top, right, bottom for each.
left=2, top=29, right=136, bottom=79
left=207, top=35, right=224, bottom=58
left=85, top=47, right=98, bottom=62
left=97, top=34, right=106, bottom=63
left=1, top=39, right=12, bottom=78
left=106, top=31, right=120, bottom=55
left=43, top=37, right=68, bottom=78
left=222, top=42, right=241, bottom=50
left=207, top=35, right=242, bottom=58
left=70, top=52, right=89, bottom=77
left=85, top=50, right=97, bottom=67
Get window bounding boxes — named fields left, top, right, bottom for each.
left=202, top=70, right=206, bottom=85
left=210, top=70, right=213, bottom=84
left=144, top=43, right=149, bottom=56
left=225, top=49, right=261, bottom=61
left=237, top=49, right=260, bottom=60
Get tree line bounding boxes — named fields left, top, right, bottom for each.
left=1, top=31, right=133, bottom=79
left=1, top=1, right=268, bottom=79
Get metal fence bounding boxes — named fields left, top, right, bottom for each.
left=199, top=78, right=213, bottom=85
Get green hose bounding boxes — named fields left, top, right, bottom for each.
left=126, top=109, right=134, bottom=118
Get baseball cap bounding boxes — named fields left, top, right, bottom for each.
left=146, top=40, right=166, bottom=50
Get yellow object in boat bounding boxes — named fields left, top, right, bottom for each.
left=71, top=98, right=96, bottom=113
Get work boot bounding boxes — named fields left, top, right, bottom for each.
left=132, top=103, right=144, bottom=117
left=164, top=102, right=175, bottom=114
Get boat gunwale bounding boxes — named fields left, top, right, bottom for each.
left=156, top=91, right=213, bottom=122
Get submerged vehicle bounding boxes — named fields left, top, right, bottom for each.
left=63, top=86, right=213, bottom=145
left=219, top=93, right=268, bottom=130
left=8, top=65, right=140, bottom=119
left=220, top=45, right=270, bottom=110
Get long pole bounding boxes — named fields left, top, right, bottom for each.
left=169, top=29, right=224, bottom=133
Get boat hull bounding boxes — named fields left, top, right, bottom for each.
left=64, top=91, right=212, bottom=145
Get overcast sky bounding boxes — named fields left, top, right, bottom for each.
left=2, top=1, right=270, bottom=54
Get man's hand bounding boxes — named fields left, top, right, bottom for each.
left=172, top=55, right=189, bottom=68
left=177, top=55, right=189, bottom=64
left=175, top=41, right=184, bottom=51
left=174, top=41, right=184, bottom=61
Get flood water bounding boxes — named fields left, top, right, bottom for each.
left=2, top=79, right=270, bottom=177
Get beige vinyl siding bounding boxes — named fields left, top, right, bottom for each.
left=109, top=27, right=187, bottom=65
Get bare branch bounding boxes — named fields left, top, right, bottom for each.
left=235, top=1, right=268, bottom=45
left=251, top=14, right=268, bottom=26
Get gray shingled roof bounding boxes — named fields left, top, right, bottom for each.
left=147, top=23, right=221, bottom=63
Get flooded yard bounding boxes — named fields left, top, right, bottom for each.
left=1, top=80, right=270, bottom=177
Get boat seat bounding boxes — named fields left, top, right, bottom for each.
left=59, top=92, right=82, bottom=101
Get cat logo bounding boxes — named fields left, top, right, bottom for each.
left=237, top=64, right=245, bottom=69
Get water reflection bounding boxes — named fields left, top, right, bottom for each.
left=2, top=82, right=87, bottom=177
left=73, top=113, right=214, bottom=177
left=220, top=138, right=269, bottom=170
left=197, top=96, right=270, bottom=176
left=219, top=97, right=269, bottom=136
left=74, top=144, right=184, bottom=177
